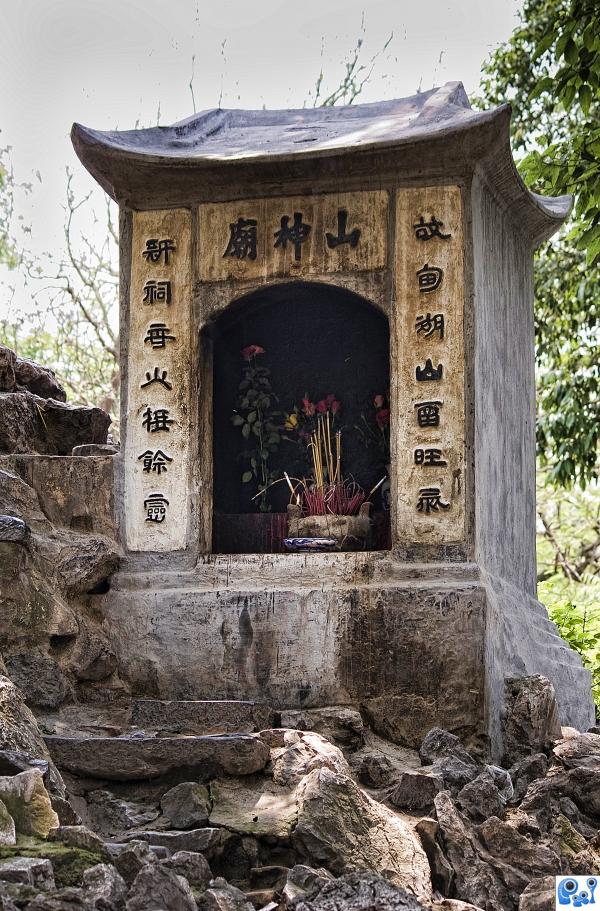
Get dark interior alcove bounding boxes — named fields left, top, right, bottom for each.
left=210, top=281, right=390, bottom=552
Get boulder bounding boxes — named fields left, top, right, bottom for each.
left=502, top=676, right=562, bottom=766
left=0, top=856, right=55, bottom=889
left=270, top=730, right=350, bottom=786
left=131, top=699, right=274, bottom=735
left=414, top=817, right=453, bottom=895
left=12, top=355, right=66, bottom=402
left=509, top=754, right=548, bottom=803
left=388, top=769, right=444, bottom=811
left=86, top=788, right=159, bottom=837
left=0, top=517, right=27, bottom=543
left=162, top=851, right=212, bottom=890
left=0, top=347, right=16, bottom=393
left=362, top=694, right=438, bottom=748
left=434, top=791, right=528, bottom=910
left=81, top=863, right=127, bottom=908
left=292, top=871, right=428, bottom=910
left=282, top=865, right=335, bottom=905
left=553, top=732, right=600, bottom=771
left=432, top=757, right=480, bottom=792
left=517, top=876, right=555, bottom=911
left=48, top=825, right=112, bottom=862
left=0, top=391, right=110, bottom=455
left=484, top=766, right=513, bottom=802
left=0, top=769, right=59, bottom=837
left=126, top=863, right=196, bottom=911
left=71, top=444, right=118, bottom=456
left=121, top=828, right=226, bottom=858
left=419, top=729, right=478, bottom=769
left=457, top=772, right=505, bottom=823
left=279, top=707, right=365, bottom=751
left=0, top=800, right=15, bottom=846
left=0, top=676, right=59, bottom=774
left=112, top=840, right=157, bottom=886
left=4, top=655, right=71, bottom=711
left=0, top=883, right=18, bottom=911
left=0, top=750, right=49, bottom=780
left=209, top=777, right=297, bottom=839
left=195, top=877, right=254, bottom=911
left=160, top=782, right=210, bottom=830
left=477, top=817, right=560, bottom=876
left=349, top=749, right=396, bottom=788
left=292, top=767, right=432, bottom=899
left=56, top=537, right=119, bottom=596
left=44, top=733, right=270, bottom=781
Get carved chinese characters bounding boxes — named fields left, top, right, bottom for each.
left=394, top=186, right=465, bottom=544
left=198, top=191, right=388, bottom=281
left=124, top=209, right=193, bottom=551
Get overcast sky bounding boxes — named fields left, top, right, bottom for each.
left=1, top=0, right=521, bottom=319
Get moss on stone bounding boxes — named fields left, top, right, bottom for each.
left=0, top=835, right=105, bottom=887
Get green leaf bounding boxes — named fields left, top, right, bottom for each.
left=579, top=84, right=592, bottom=116
left=563, top=37, right=579, bottom=66
left=242, top=423, right=251, bottom=439
left=242, top=471, right=253, bottom=483
left=231, top=414, right=244, bottom=426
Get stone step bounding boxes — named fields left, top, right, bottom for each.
left=44, top=733, right=269, bottom=781
left=130, top=699, right=275, bottom=734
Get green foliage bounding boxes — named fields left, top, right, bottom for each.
left=480, top=0, right=600, bottom=487
left=540, top=576, right=600, bottom=709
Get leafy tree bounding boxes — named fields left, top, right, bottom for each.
left=480, top=0, right=599, bottom=487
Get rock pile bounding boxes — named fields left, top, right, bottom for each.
left=0, top=675, right=596, bottom=910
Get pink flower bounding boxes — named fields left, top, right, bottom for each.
left=302, top=396, right=315, bottom=417
left=375, top=408, right=390, bottom=428
left=316, top=399, right=328, bottom=414
left=330, top=399, right=341, bottom=414
left=374, top=394, right=385, bottom=409
left=241, top=345, right=265, bottom=361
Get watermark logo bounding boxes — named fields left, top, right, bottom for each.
left=556, top=876, right=598, bottom=907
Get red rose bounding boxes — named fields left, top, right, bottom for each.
left=241, top=345, right=265, bottom=361
left=376, top=408, right=390, bottom=428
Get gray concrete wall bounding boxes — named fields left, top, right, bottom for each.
left=471, top=171, right=538, bottom=596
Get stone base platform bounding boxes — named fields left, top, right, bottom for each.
left=100, top=553, right=594, bottom=760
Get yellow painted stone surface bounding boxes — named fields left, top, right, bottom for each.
left=125, top=209, right=193, bottom=552
left=198, top=191, right=388, bottom=282
left=393, top=186, right=466, bottom=545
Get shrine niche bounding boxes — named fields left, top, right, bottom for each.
left=71, top=82, right=594, bottom=754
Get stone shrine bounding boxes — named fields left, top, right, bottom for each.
left=71, top=81, right=594, bottom=756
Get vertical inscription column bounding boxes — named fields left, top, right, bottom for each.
left=125, top=209, right=193, bottom=552
left=394, top=186, right=465, bottom=546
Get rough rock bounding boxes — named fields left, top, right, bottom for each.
left=0, top=347, right=16, bottom=393
left=0, top=769, right=59, bottom=837
left=0, top=392, right=110, bottom=456
left=279, top=707, right=365, bottom=752
left=160, top=781, right=210, bottom=830
left=0, top=856, right=55, bottom=890
left=56, top=537, right=119, bottom=596
left=553, top=732, right=600, bottom=771
left=195, top=877, right=254, bottom=910
left=86, top=789, right=159, bottom=836
left=292, top=871, right=428, bottom=910
left=131, top=699, right=274, bottom=735
left=126, top=862, right=196, bottom=911
left=71, top=444, right=118, bottom=456
left=112, top=841, right=157, bottom=886
left=350, top=749, right=396, bottom=788
left=0, top=517, right=27, bottom=542
left=0, top=750, right=49, bottom=780
left=414, top=817, right=453, bottom=895
left=502, top=676, right=562, bottom=766
left=44, top=733, right=270, bottom=780
left=121, top=827, right=226, bottom=857
left=0, top=677, right=60, bottom=788
left=517, top=876, right=555, bottom=911
left=477, top=817, right=560, bottom=876
left=0, top=883, right=17, bottom=911
left=51, top=794, right=81, bottom=826
left=162, top=851, right=212, bottom=890
left=388, top=769, right=444, bottom=810
left=432, top=757, right=480, bottom=792
left=292, top=767, right=432, bottom=899
left=281, top=865, right=335, bottom=905
left=48, top=825, right=112, bottom=862
left=0, top=800, right=15, bottom=846
left=509, top=754, right=548, bottom=803
left=270, top=731, right=350, bottom=786
left=82, top=863, right=127, bottom=908
left=419, top=729, right=478, bottom=769
left=457, top=772, right=505, bottom=822
left=4, top=655, right=71, bottom=711
left=13, top=355, right=66, bottom=401
left=209, top=776, right=296, bottom=838
left=362, top=695, right=438, bottom=748
left=433, top=902, right=486, bottom=911
left=434, top=790, right=528, bottom=910
left=484, top=765, right=513, bottom=802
